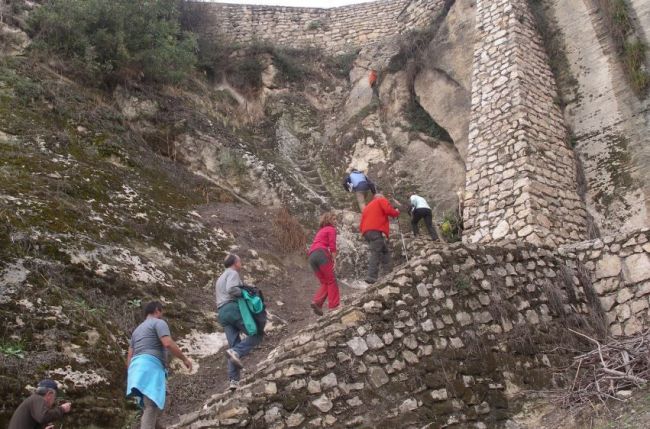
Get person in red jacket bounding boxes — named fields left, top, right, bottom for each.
left=308, top=212, right=339, bottom=315
left=360, top=194, right=400, bottom=284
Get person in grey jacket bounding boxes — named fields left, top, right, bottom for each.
left=215, top=254, right=264, bottom=391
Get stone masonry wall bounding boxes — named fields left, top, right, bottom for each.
left=187, top=0, right=445, bottom=53
left=559, top=228, right=650, bottom=338
left=463, top=0, right=588, bottom=247
left=172, top=239, right=600, bottom=428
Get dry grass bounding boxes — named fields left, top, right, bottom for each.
left=595, top=0, right=650, bottom=96
left=272, top=207, right=307, bottom=253
left=577, top=262, right=608, bottom=338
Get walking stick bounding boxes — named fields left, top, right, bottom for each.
left=388, top=183, right=409, bottom=263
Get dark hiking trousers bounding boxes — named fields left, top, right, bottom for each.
left=412, top=208, right=438, bottom=240
left=363, top=230, right=390, bottom=283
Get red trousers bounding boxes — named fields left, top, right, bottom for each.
left=311, top=258, right=340, bottom=310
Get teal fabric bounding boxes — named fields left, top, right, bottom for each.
left=126, top=354, right=166, bottom=410
left=242, top=289, right=264, bottom=314
left=237, top=298, right=258, bottom=336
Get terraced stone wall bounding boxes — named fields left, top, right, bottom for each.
left=172, top=239, right=601, bottom=428
left=463, top=0, right=588, bottom=247
left=559, top=228, right=650, bottom=338
left=186, top=0, right=445, bottom=53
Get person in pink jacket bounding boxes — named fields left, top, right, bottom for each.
left=308, top=212, right=339, bottom=315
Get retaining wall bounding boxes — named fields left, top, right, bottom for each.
left=173, top=239, right=599, bottom=428
left=186, top=0, right=445, bottom=53
left=559, top=228, right=650, bottom=337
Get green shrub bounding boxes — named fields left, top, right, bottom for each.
left=272, top=47, right=317, bottom=83
left=324, top=50, right=358, bottom=79
left=28, top=0, right=197, bottom=86
left=227, top=56, right=265, bottom=93
left=594, top=0, right=650, bottom=96
left=0, top=341, right=25, bottom=359
left=440, top=211, right=462, bottom=242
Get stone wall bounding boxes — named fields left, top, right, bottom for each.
left=463, top=0, right=588, bottom=247
left=172, top=239, right=600, bottom=428
left=187, top=0, right=446, bottom=53
left=559, top=228, right=650, bottom=337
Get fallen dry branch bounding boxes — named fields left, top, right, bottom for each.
left=561, top=329, right=650, bottom=409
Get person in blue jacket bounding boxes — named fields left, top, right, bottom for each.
left=342, top=168, right=377, bottom=211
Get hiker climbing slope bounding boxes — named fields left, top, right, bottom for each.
left=126, top=301, right=192, bottom=429
left=409, top=193, right=439, bottom=241
left=215, top=254, right=265, bottom=391
left=342, top=168, right=377, bottom=211
left=360, top=193, right=400, bottom=284
left=308, top=212, right=340, bottom=316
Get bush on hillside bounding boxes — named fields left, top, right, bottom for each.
left=28, top=0, right=197, bottom=86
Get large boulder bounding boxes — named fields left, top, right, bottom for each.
left=414, top=0, right=476, bottom=161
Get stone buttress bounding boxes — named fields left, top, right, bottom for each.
left=463, top=0, right=588, bottom=247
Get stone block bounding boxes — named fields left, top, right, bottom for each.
left=347, top=337, right=368, bottom=356
left=368, top=366, right=389, bottom=388
left=287, top=413, right=305, bottom=427
left=341, top=309, right=366, bottom=326
left=365, top=333, right=384, bottom=350
left=624, top=317, right=643, bottom=336
left=312, top=395, right=333, bottom=413
left=595, top=255, right=621, bottom=279
left=430, top=388, right=448, bottom=401
left=399, top=398, right=419, bottom=413
left=622, top=254, right=650, bottom=284
left=320, top=373, right=337, bottom=390
left=308, top=379, right=321, bottom=394
left=616, top=288, right=634, bottom=304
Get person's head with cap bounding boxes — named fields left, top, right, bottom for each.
left=35, top=379, right=58, bottom=406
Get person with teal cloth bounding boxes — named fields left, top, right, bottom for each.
left=215, top=254, right=265, bottom=391
left=126, top=301, right=192, bottom=429
left=126, top=354, right=166, bottom=409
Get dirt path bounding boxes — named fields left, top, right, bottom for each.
left=158, top=203, right=360, bottom=425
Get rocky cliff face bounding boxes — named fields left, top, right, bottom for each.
left=550, top=0, right=650, bottom=236
left=2, top=0, right=650, bottom=427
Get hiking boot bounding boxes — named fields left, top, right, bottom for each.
left=228, top=380, right=239, bottom=391
left=364, top=279, right=376, bottom=285
left=310, top=303, right=323, bottom=316
left=225, top=349, right=243, bottom=368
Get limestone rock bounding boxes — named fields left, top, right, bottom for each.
left=623, top=254, right=650, bottom=283
left=312, top=395, right=333, bottom=413
left=492, top=220, right=510, bottom=240
left=347, top=337, right=368, bottom=356
left=430, top=388, right=448, bottom=401
left=596, top=255, right=622, bottom=279
left=368, top=366, right=389, bottom=388
left=286, top=413, right=305, bottom=427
